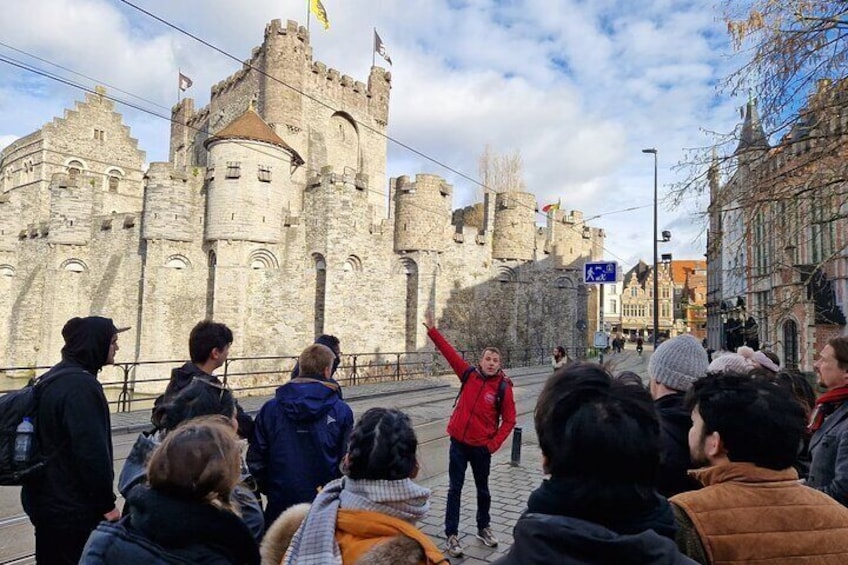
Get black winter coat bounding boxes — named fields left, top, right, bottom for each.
left=80, top=485, right=260, bottom=564
left=654, top=392, right=700, bottom=497
left=495, top=512, right=697, bottom=565
left=21, top=356, right=116, bottom=528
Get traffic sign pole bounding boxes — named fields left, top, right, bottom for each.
left=599, top=284, right=604, bottom=365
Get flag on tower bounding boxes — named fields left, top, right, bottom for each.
left=542, top=199, right=561, bottom=213
left=374, top=30, right=392, bottom=65
left=310, top=0, right=330, bottom=30
left=178, top=72, right=193, bottom=92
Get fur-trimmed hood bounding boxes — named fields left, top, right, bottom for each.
left=260, top=504, right=441, bottom=565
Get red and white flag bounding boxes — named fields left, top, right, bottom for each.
left=178, top=72, right=193, bottom=92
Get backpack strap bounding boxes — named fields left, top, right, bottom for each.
left=452, top=366, right=477, bottom=407
left=494, top=376, right=509, bottom=413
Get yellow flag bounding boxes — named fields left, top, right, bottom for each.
left=311, top=0, right=330, bottom=30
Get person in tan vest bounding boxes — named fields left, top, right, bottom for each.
left=671, top=373, right=848, bottom=564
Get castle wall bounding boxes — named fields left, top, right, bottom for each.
left=393, top=174, right=452, bottom=252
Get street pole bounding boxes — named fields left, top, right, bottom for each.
left=643, top=148, right=659, bottom=347
left=599, top=283, right=605, bottom=364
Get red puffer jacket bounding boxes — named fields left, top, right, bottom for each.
left=427, top=328, right=516, bottom=452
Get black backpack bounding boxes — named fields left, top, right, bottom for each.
left=0, top=371, right=62, bottom=485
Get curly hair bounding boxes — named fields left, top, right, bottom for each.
left=345, top=408, right=418, bottom=481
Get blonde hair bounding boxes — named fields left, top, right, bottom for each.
left=298, top=343, right=336, bottom=376
left=147, top=415, right=241, bottom=510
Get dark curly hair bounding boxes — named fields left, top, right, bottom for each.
left=345, top=408, right=418, bottom=481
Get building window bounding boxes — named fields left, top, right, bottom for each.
left=257, top=165, right=272, bottom=182
left=661, top=303, right=670, bottom=318
left=225, top=162, right=241, bottom=179
left=206, top=166, right=215, bottom=181
left=106, top=169, right=122, bottom=192
left=67, top=160, right=83, bottom=184
left=631, top=287, right=637, bottom=297
left=609, top=299, right=617, bottom=314
left=94, top=129, right=105, bottom=141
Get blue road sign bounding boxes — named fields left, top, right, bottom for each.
left=584, top=261, right=617, bottom=284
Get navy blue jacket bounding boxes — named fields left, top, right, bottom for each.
left=247, top=377, right=353, bottom=526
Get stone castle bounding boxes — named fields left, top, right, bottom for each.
left=0, top=19, right=603, bottom=375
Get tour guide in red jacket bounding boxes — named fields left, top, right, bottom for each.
left=425, top=313, right=516, bottom=558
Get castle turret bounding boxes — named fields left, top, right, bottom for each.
left=142, top=163, right=196, bottom=242
left=492, top=191, right=536, bottom=261
left=48, top=172, right=93, bottom=245
left=393, top=174, right=452, bottom=252
left=204, top=108, right=302, bottom=243
left=260, top=19, right=309, bottom=133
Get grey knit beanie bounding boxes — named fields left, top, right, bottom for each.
left=648, top=334, right=709, bottom=392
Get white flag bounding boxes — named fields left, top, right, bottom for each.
left=179, top=72, right=193, bottom=92
left=374, top=30, right=392, bottom=65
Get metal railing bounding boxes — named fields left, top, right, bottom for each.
left=0, top=345, right=588, bottom=413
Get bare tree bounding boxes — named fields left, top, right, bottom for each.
left=677, top=1, right=848, bottom=355
left=477, top=144, right=526, bottom=198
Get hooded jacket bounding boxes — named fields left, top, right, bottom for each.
left=21, top=316, right=117, bottom=529
left=80, top=485, right=260, bottom=564
left=427, top=327, right=516, bottom=451
left=247, top=377, right=353, bottom=526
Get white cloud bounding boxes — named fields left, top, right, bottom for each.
left=0, top=0, right=747, bottom=269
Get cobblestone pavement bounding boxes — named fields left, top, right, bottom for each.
left=416, top=348, right=651, bottom=563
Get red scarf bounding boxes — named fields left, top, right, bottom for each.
left=808, top=386, right=848, bottom=432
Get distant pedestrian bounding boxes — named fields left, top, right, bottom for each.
left=671, top=372, right=848, bottom=563
left=551, top=346, right=568, bottom=370
left=261, top=408, right=447, bottom=565
left=808, top=336, right=848, bottom=506
left=81, top=417, right=260, bottom=564
left=424, top=311, right=516, bottom=559
left=636, top=336, right=644, bottom=355
left=247, top=343, right=354, bottom=527
left=21, top=316, right=126, bottom=564
left=648, top=334, right=709, bottom=497
left=155, top=320, right=253, bottom=439
left=495, top=363, right=696, bottom=565
left=119, top=379, right=264, bottom=541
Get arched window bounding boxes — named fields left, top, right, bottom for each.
left=314, top=254, right=327, bottom=337
left=61, top=258, right=88, bottom=273
left=249, top=249, right=279, bottom=270
left=67, top=160, right=84, bottom=184
left=106, top=169, right=123, bottom=192
left=165, top=255, right=191, bottom=270
left=783, top=319, right=799, bottom=370
left=399, top=258, right=418, bottom=351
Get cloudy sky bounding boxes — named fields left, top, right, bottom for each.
left=0, top=0, right=744, bottom=269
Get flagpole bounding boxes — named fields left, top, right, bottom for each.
left=372, top=28, right=376, bottom=67
left=306, top=0, right=311, bottom=32
left=177, top=68, right=181, bottom=104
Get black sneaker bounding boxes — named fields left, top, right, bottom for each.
left=476, top=527, right=499, bottom=547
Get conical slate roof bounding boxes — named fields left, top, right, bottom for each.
left=205, top=108, right=292, bottom=151
left=735, top=99, right=770, bottom=154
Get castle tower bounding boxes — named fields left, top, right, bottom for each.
left=492, top=191, right=536, bottom=261
left=259, top=19, right=309, bottom=133
left=204, top=108, right=302, bottom=244
left=393, top=174, right=452, bottom=252
left=141, top=163, right=196, bottom=242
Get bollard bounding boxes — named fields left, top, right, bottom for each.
left=510, top=426, right=522, bottom=466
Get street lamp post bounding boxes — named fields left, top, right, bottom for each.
left=642, top=148, right=659, bottom=346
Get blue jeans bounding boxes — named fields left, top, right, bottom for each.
left=445, top=438, right=491, bottom=536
